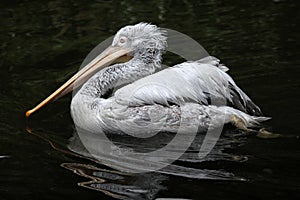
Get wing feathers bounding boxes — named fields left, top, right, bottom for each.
left=115, top=56, right=262, bottom=116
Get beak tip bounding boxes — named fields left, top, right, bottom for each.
left=25, top=110, right=32, bottom=118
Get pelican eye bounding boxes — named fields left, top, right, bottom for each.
left=119, top=37, right=127, bottom=45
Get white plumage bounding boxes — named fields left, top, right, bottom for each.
left=116, top=58, right=246, bottom=108
left=68, top=23, right=269, bottom=135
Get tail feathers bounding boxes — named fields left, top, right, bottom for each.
left=215, top=106, right=270, bottom=128
left=197, top=56, right=263, bottom=116
left=229, top=82, right=263, bottom=116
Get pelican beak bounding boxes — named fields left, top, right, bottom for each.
left=26, top=46, right=132, bottom=118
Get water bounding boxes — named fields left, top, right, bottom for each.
left=0, top=0, right=299, bottom=199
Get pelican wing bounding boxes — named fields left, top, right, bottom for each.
left=115, top=56, right=262, bottom=116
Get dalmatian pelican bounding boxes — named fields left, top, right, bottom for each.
left=26, top=23, right=269, bottom=135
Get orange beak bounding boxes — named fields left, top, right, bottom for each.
left=26, top=46, right=132, bottom=118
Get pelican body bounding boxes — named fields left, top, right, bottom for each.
left=26, top=23, right=269, bottom=135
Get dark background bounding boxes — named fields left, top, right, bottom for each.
left=0, top=0, right=299, bottom=199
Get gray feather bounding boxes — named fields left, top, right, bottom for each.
left=115, top=57, right=262, bottom=116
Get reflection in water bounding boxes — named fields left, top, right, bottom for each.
left=61, top=163, right=167, bottom=200
left=0, top=155, right=10, bottom=159
left=27, top=126, right=249, bottom=199
left=68, top=127, right=247, bottom=180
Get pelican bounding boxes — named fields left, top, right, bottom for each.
left=26, top=23, right=269, bottom=135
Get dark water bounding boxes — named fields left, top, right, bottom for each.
left=0, top=0, right=299, bottom=199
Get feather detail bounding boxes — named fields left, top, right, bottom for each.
left=115, top=57, right=262, bottom=116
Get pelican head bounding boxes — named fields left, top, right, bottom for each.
left=112, top=23, right=167, bottom=59
left=26, top=23, right=167, bottom=117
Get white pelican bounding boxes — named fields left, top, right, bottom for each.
left=26, top=23, right=269, bottom=134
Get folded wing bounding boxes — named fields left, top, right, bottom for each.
left=115, top=56, right=262, bottom=116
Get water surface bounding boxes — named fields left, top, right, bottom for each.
left=0, top=0, right=299, bottom=199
